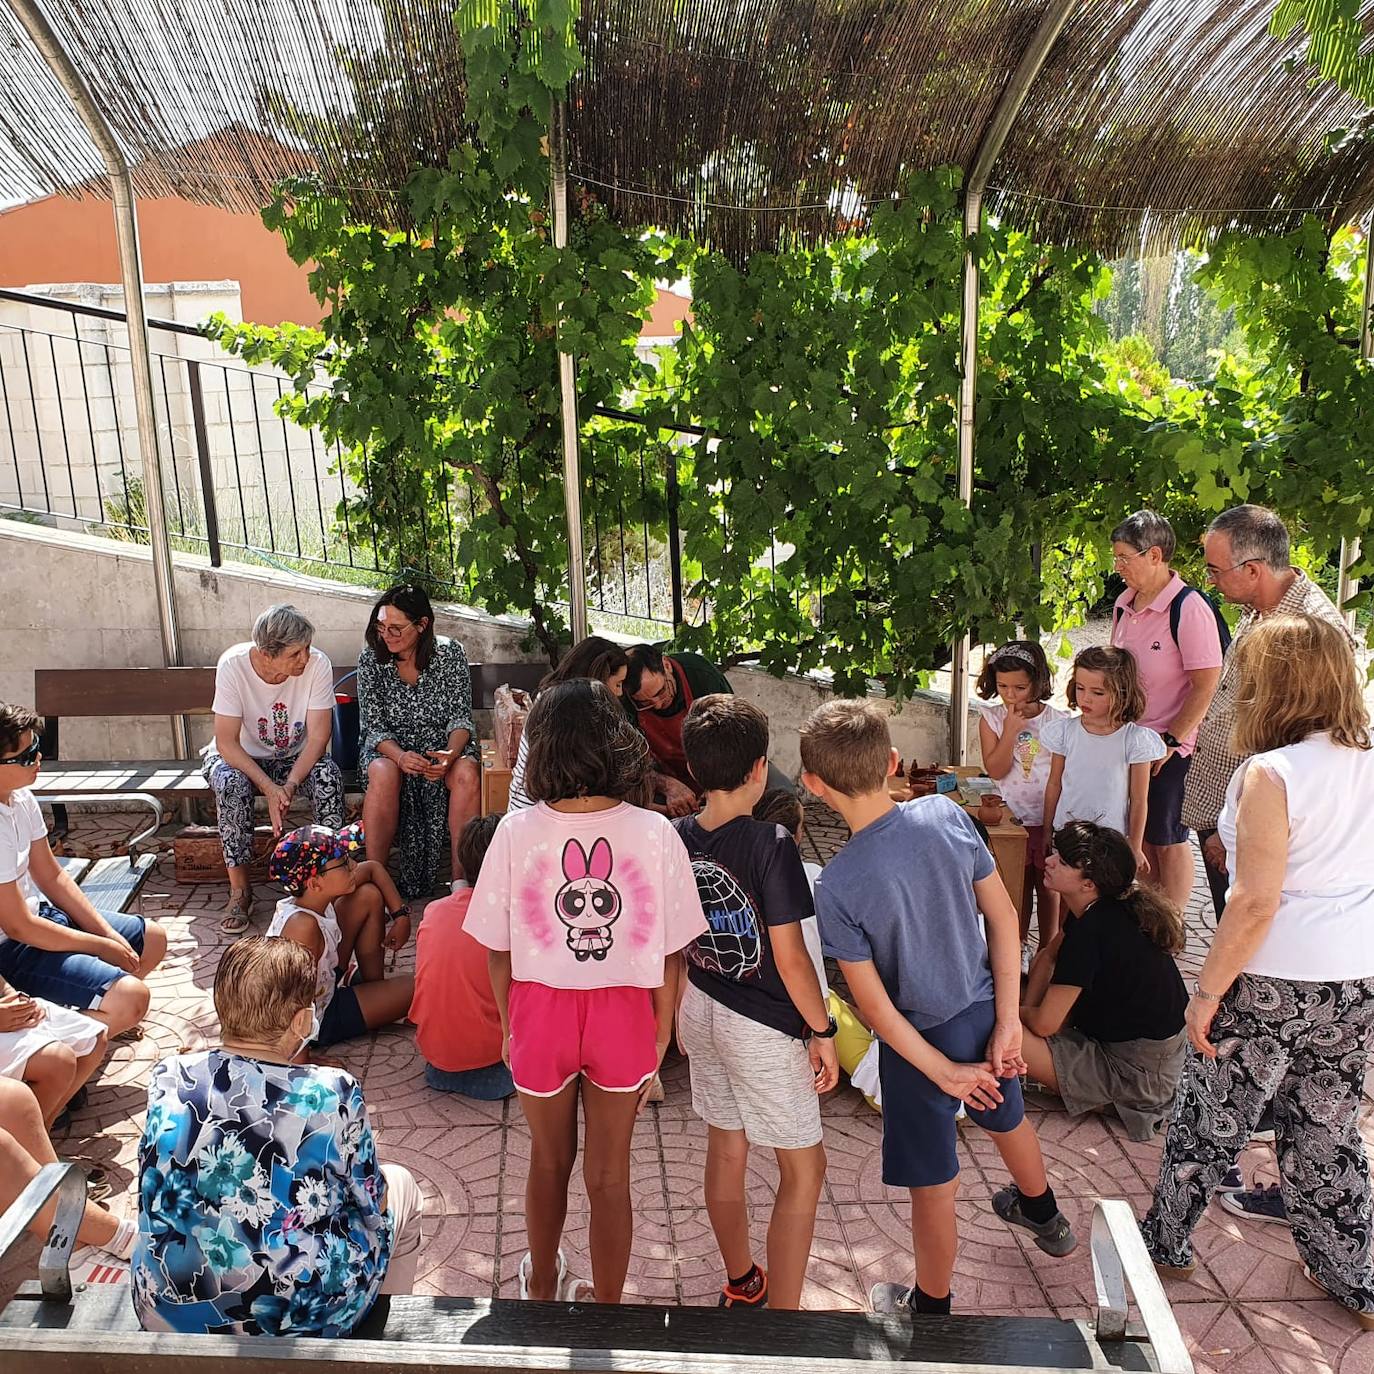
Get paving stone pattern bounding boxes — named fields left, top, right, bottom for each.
left=5, top=806, right=1374, bottom=1373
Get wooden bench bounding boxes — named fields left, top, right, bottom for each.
left=0, top=1165, right=1194, bottom=1373
left=31, top=661, right=546, bottom=850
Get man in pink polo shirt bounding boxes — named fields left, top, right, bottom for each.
left=1108, top=511, right=1224, bottom=912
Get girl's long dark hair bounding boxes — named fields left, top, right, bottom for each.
left=540, top=636, right=630, bottom=693
left=365, top=584, right=438, bottom=670
left=523, top=679, right=651, bottom=803
left=1052, top=820, right=1186, bottom=953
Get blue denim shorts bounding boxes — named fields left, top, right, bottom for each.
left=0, top=903, right=146, bottom=1010
left=878, top=998, right=1025, bottom=1188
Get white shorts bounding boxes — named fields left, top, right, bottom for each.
left=677, top=982, right=822, bottom=1151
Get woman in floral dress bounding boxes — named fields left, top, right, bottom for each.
left=131, top=938, right=422, bottom=1336
left=356, top=585, right=482, bottom=898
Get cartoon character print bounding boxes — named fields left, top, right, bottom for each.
left=555, top=837, right=622, bottom=962
left=256, top=701, right=305, bottom=757
left=1013, top=729, right=1040, bottom=779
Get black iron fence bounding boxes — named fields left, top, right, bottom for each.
left=0, top=287, right=687, bottom=635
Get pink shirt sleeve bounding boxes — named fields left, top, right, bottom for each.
left=658, top=820, right=708, bottom=956
left=1175, top=594, right=1225, bottom=671
left=462, top=819, right=513, bottom=951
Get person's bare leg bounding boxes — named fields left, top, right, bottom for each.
left=1019, top=1030, right=1059, bottom=1094
left=704, top=1126, right=752, bottom=1284
left=767, top=1142, right=826, bottom=1309
left=335, top=881, right=387, bottom=979
left=65, top=1034, right=109, bottom=1108
left=84, top=975, right=149, bottom=1037
left=518, top=1080, right=580, bottom=1300
left=580, top=1079, right=641, bottom=1303
left=21, top=1043, right=79, bottom=1127
left=135, top=920, right=167, bottom=978
left=447, top=758, right=481, bottom=881
left=1145, top=842, right=1193, bottom=914
left=909, top=1179, right=959, bottom=1300
left=363, top=758, right=402, bottom=868
left=352, top=975, right=416, bottom=1031
left=989, top=1119, right=1050, bottom=1197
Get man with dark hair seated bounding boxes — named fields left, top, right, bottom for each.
left=624, top=645, right=793, bottom=816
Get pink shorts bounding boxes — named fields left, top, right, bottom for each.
left=507, top=981, right=657, bottom=1097
left=1023, top=824, right=1047, bottom=874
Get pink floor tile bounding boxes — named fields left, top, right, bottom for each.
left=1238, top=1298, right=1374, bottom=1374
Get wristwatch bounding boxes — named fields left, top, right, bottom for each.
left=385, top=903, right=411, bottom=924
left=804, top=1015, right=839, bottom=1042
left=1192, top=980, right=1221, bottom=1002
left=1161, top=731, right=1182, bottom=750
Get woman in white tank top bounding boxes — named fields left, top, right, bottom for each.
left=1140, top=615, right=1374, bottom=1329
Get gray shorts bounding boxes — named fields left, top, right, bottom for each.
left=1048, top=1025, right=1187, bottom=1143
left=677, top=982, right=822, bottom=1150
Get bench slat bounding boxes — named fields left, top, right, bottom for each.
left=77, top=855, right=156, bottom=913
left=0, top=1289, right=1167, bottom=1372
left=55, top=857, right=92, bottom=884
left=31, top=764, right=209, bottom=796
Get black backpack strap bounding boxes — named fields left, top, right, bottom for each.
left=1168, top=586, right=1190, bottom=647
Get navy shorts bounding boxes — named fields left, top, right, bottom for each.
left=0, top=903, right=146, bottom=1010
left=1144, top=750, right=1192, bottom=847
left=316, top=970, right=368, bottom=1047
left=878, top=998, right=1025, bottom=1189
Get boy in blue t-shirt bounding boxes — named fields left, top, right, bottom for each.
left=800, top=699, right=1075, bottom=1316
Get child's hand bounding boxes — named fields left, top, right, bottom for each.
left=1132, top=845, right=1151, bottom=877
left=0, top=991, right=43, bottom=1031
left=986, top=1018, right=1026, bottom=1078
left=382, top=913, right=411, bottom=952
left=934, top=1058, right=1004, bottom=1112
left=501, top=1032, right=511, bottom=1069
left=808, top=1035, right=839, bottom=1093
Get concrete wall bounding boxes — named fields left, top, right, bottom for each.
left=0, top=520, right=978, bottom=773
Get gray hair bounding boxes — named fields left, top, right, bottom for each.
left=1111, top=509, right=1176, bottom=562
left=1208, top=504, right=1290, bottom=572
left=252, top=604, right=315, bottom=657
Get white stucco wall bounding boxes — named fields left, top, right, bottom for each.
left=0, top=520, right=978, bottom=773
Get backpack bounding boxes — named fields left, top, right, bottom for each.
left=1113, top=584, right=1232, bottom=653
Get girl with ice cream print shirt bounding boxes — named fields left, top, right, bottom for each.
left=463, top=680, right=705, bottom=1306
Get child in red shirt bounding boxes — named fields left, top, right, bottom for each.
left=409, top=815, right=513, bottom=1099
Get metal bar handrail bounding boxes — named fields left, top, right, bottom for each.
left=0, top=1161, right=87, bottom=1304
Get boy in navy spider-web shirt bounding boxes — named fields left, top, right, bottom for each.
left=673, top=695, right=838, bottom=1311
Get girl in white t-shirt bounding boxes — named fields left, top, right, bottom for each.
left=975, top=640, right=1070, bottom=947
left=1040, top=647, right=1166, bottom=876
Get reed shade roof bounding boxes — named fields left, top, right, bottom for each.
left=3, top=0, right=1374, bottom=258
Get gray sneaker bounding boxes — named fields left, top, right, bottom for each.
left=991, top=1185, right=1077, bottom=1257
left=869, top=1282, right=914, bottom=1314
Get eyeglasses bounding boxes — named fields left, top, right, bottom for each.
left=0, top=737, right=41, bottom=767
left=1111, top=549, right=1149, bottom=569
left=1206, top=558, right=1258, bottom=578
left=321, top=856, right=355, bottom=875
left=375, top=617, right=417, bottom=640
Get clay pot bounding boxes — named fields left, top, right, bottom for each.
left=909, top=767, right=940, bottom=799
left=977, top=794, right=1005, bottom=826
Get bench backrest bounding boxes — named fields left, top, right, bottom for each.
left=34, top=661, right=548, bottom=719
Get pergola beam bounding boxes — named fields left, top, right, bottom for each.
left=6, top=0, right=188, bottom=757
left=1338, top=229, right=1374, bottom=630
left=949, top=0, right=1081, bottom=764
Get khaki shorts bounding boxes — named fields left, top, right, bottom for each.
left=1048, top=1025, right=1187, bottom=1143
left=677, top=982, right=822, bottom=1150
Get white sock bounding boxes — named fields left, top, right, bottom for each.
left=98, top=1216, right=138, bottom=1261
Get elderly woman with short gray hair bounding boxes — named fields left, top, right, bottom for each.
left=203, top=605, right=344, bottom=934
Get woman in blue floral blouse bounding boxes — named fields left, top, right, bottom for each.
left=131, top=938, right=422, bottom=1336
left=357, top=585, right=483, bottom=898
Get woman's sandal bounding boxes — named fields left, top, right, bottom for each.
left=518, top=1249, right=568, bottom=1300
left=219, top=892, right=254, bottom=936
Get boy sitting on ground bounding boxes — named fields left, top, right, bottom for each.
left=674, top=695, right=839, bottom=1310
left=0, top=702, right=167, bottom=1041
left=266, top=824, right=414, bottom=1050
left=800, top=699, right=1075, bottom=1318
left=409, top=815, right=515, bottom=1100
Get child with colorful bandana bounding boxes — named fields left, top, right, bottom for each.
left=266, top=824, right=415, bottom=1049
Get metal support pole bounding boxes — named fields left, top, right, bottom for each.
left=949, top=0, right=1080, bottom=763
left=550, top=97, right=588, bottom=643
left=7, top=0, right=188, bottom=758
left=1338, top=231, right=1374, bottom=630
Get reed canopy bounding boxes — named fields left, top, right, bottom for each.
left=2, top=0, right=1373, bottom=258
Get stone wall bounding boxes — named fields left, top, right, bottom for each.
left=0, top=520, right=979, bottom=774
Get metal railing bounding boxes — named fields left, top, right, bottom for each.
left=0, top=287, right=686, bottom=635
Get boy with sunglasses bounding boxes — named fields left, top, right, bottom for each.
left=0, top=703, right=166, bottom=1038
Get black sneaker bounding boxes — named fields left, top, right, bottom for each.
left=1250, top=1104, right=1276, bottom=1145
left=1217, top=1183, right=1288, bottom=1225
left=1216, top=1164, right=1245, bottom=1195
left=991, top=1185, right=1077, bottom=1256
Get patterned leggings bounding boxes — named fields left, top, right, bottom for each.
left=203, top=751, right=345, bottom=869
left=1141, top=972, right=1374, bottom=1317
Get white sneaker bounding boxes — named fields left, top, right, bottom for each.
left=869, top=1281, right=914, bottom=1313
left=517, top=1248, right=567, bottom=1300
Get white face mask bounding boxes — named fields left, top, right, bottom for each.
left=297, top=1005, right=321, bottom=1057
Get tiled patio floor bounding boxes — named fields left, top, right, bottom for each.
left=5, top=802, right=1374, bottom=1373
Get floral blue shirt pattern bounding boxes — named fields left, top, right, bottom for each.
left=131, top=1051, right=392, bottom=1337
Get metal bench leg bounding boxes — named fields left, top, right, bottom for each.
left=1091, top=1198, right=1194, bottom=1373
left=0, top=1161, right=88, bottom=1304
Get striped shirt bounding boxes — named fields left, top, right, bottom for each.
left=1180, top=572, right=1353, bottom=831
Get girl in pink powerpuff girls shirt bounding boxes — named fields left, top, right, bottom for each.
left=463, top=680, right=706, bottom=1306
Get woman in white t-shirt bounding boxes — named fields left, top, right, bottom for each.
left=1141, top=614, right=1374, bottom=1331
left=202, top=605, right=344, bottom=934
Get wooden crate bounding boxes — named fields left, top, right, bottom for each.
left=174, top=826, right=277, bottom=884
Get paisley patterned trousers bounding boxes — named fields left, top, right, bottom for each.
left=1141, top=972, right=1374, bottom=1317
left=203, top=750, right=345, bottom=869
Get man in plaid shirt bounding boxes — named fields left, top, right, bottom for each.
left=1181, top=505, right=1355, bottom=917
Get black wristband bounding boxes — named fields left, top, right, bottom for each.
left=804, top=1014, right=839, bottom=1041
left=1161, top=731, right=1181, bottom=750
left=385, top=903, right=411, bottom=924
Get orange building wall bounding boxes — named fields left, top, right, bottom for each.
left=0, top=192, right=693, bottom=334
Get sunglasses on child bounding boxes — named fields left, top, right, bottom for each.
left=0, top=736, right=41, bottom=767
